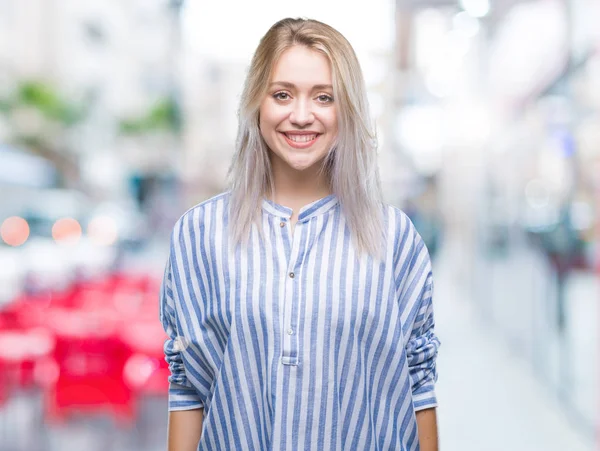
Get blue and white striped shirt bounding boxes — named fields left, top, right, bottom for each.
left=160, top=192, right=440, bottom=450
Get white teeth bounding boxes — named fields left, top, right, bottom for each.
left=285, top=134, right=317, bottom=143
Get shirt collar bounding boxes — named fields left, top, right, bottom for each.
left=261, top=194, right=339, bottom=221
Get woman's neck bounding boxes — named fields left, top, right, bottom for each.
left=268, top=159, right=332, bottom=218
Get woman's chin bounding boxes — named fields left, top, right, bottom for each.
left=269, top=148, right=327, bottom=173
left=285, top=158, right=321, bottom=172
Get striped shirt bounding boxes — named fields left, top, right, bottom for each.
left=160, top=192, right=440, bottom=450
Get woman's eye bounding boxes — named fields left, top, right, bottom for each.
left=274, top=92, right=290, bottom=101
left=317, top=94, right=333, bottom=103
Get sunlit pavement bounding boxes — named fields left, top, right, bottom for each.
left=434, top=242, right=594, bottom=451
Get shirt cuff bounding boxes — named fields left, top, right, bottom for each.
left=168, top=382, right=204, bottom=411
left=412, top=382, right=438, bottom=411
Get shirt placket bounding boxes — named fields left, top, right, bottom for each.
left=280, top=219, right=303, bottom=366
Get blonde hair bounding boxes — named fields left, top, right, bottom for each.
left=227, top=17, right=384, bottom=258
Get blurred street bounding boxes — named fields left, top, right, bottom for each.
left=1, top=0, right=599, bottom=449
left=434, top=241, right=594, bottom=451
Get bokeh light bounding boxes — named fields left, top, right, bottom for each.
left=52, top=218, right=82, bottom=244
left=87, top=215, right=118, bottom=246
left=1, top=216, right=30, bottom=246
left=459, top=0, right=491, bottom=18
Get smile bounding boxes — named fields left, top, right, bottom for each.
left=281, top=132, right=321, bottom=149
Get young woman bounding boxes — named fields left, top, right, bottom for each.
left=161, top=17, right=440, bottom=451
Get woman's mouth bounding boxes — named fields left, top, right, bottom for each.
left=280, top=132, right=321, bottom=149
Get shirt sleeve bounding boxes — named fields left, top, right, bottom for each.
left=395, top=213, right=441, bottom=412
left=159, top=227, right=205, bottom=412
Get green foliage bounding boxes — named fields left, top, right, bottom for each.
left=0, top=80, right=85, bottom=126
left=119, top=97, right=181, bottom=135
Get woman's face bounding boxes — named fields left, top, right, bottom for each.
left=259, top=45, right=338, bottom=173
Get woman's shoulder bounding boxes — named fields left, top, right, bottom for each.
left=381, top=202, right=418, bottom=237
left=380, top=202, right=431, bottom=265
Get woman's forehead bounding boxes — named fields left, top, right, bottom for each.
left=269, top=46, right=332, bottom=88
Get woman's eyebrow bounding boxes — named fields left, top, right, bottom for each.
left=269, top=81, right=333, bottom=90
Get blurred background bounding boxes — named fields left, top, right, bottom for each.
left=0, top=0, right=598, bottom=450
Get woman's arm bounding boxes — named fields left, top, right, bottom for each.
left=167, top=408, right=204, bottom=451
left=161, top=216, right=210, bottom=451
left=416, top=407, right=439, bottom=451
left=393, top=212, right=441, bottom=449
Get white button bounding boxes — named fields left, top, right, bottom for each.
left=287, top=329, right=294, bottom=335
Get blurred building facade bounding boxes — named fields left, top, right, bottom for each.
left=0, top=0, right=184, bottom=202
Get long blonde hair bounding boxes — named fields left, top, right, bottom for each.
left=227, top=17, right=384, bottom=258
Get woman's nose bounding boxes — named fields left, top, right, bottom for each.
left=289, top=100, right=314, bottom=126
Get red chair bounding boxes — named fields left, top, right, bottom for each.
left=0, top=302, right=56, bottom=391
left=108, top=271, right=160, bottom=296
left=0, top=316, right=9, bottom=406
left=0, top=327, right=55, bottom=390
left=120, top=319, right=169, bottom=395
left=0, top=360, right=7, bottom=406
left=43, top=308, right=135, bottom=426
